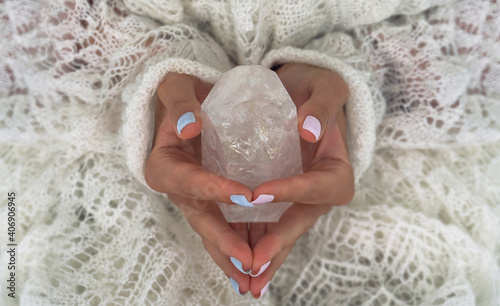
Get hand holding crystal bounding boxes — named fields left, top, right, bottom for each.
left=245, top=63, right=355, bottom=297
left=145, top=73, right=255, bottom=293
left=145, top=73, right=254, bottom=203
left=145, top=64, right=354, bottom=298
left=254, top=63, right=354, bottom=205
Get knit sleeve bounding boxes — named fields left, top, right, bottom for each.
left=257, top=0, right=448, bottom=182
left=260, top=0, right=500, bottom=182
left=113, top=2, right=238, bottom=187
left=0, top=0, right=233, bottom=187
left=118, top=26, right=232, bottom=186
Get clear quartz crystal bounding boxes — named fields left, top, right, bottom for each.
left=201, top=65, right=302, bottom=222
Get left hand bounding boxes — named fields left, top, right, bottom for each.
left=145, top=73, right=255, bottom=295
left=231, top=63, right=354, bottom=298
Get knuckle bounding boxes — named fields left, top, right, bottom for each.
left=309, top=187, right=325, bottom=204
left=312, top=71, right=350, bottom=106
left=332, top=163, right=355, bottom=206
left=192, top=170, right=224, bottom=201
left=297, top=176, right=324, bottom=204
left=157, top=80, right=168, bottom=97
left=171, top=97, right=192, bottom=107
left=217, top=228, right=239, bottom=254
left=307, top=185, right=324, bottom=204
left=170, top=99, right=194, bottom=118
left=186, top=208, right=208, bottom=232
left=309, top=100, right=331, bottom=124
left=144, top=166, right=155, bottom=189
left=202, top=175, right=225, bottom=201
left=203, top=182, right=218, bottom=199
left=144, top=161, right=162, bottom=192
left=340, top=181, right=355, bottom=205
left=192, top=198, right=210, bottom=210
left=339, top=80, right=350, bottom=101
left=180, top=180, right=198, bottom=199
left=277, top=177, right=294, bottom=202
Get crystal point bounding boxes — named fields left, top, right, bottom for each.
left=201, top=65, right=302, bottom=222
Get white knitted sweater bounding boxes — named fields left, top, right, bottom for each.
left=1, top=0, right=499, bottom=304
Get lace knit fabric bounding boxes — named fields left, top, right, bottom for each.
left=0, top=0, right=499, bottom=304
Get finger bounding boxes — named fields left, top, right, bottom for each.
left=229, top=222, right=250, bottom=244
left=157, top=73, right=203, bottom=139
left=202, top=239, right=251, bottom=295
left=252, top=159, right=354, bottom=206
left=228, top=223, right=254, bottom=275
left=145, top=149, right=253, bottom=206
left=249, top=204, right=331, bottom=297
left=169, top=194, right=253, bottom=273
left=251, top=204, right=324, bottom=270
left=297, top=71, right=349, bottom=143
left=249, top=203, right=330, bottom=276
left=249, top=246, right=291, bottom=299
left=248, top=223, right=267, bottom=249
left=252, top=113, right=353, bottom=206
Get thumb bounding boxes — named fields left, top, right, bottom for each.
left=297, top=97, right=335, bottom=143
left=297, top=71, right=349, bottom=143
left=157, top=73, right=203, bottom=139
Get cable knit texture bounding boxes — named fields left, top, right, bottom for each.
left=0, top=0, right=499, bottom=305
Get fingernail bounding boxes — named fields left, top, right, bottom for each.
left=251, top=194, right=274, bottom=205
left=230, top=277, right=243, bottom=296
left=230, top=195, right=254, bottom=207
left=250, top=261, right=271, bottom=277
left=303, top=115, right=321, bottom=140
left=259, top=281, right=270, bottom=299
left=230, top=257, right=251, bottom=274
left=177, top=112, right=196, bottom=134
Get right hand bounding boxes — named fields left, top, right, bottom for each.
left=145, top=73, right=255, bottom=294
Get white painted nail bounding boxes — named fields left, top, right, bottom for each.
left=259, top=281, right=270, bottom=299
left=251, top=194, right=274, bottom=205
left=303, top=115, right=321, bottom=140
left=250, top=261, right=271, bottom=277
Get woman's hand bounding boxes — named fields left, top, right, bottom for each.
left=257, top=63, right=353, bottom=205
left=144, top=63, right=354, bottom=299
left=242, top=63, right=354, bottom=298
left=144, top=73, right=256, bottom=293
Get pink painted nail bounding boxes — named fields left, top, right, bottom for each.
left=251, top=194, right=274, bottom=205
left=250, top=261, right=271, bottom=277
left=259, top=281, right=270, bottom=299
left=303, top=115, right=321, bottom=140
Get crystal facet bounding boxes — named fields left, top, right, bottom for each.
left=201, top=65, right=302, bottom=222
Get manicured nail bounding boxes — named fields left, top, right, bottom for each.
left=303, top=115, right=321, bottom=140
left=250, top=261, right=271, bottom=277
left=230, top=277, right=243, bottom=296
left=177, top=112, right=196, bottom=134
left=230, top=195, right=254, bottom=207
left=230, top=257, right=251, bottom=274
left=259, top=281, right=270, bottom=299
left=251, top=194, right=274, bottom=205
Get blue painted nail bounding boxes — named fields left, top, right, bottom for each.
left=230, top=195, right=254, bottom=207
left=230, top=277, right=242, bottom=296
left=176, top=112, right=196, bottom=134
left=230, top=257, right=251, bottom=274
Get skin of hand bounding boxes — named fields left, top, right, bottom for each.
left=242, top=63, right=354, bottom=297
left=144, top=63, right=354, bottom=298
